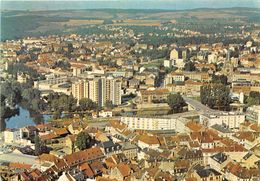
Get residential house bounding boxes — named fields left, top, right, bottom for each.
left=110, top=163, right=131, bottom=181
left=193, top=168, right=222, bottom=181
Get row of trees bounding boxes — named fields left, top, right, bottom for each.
left=45, top=94, right=114, bottom=119
left=200, top=84, right=231, bottom=111
left=7, top=63, right=45, bottom=80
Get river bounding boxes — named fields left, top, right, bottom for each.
left=5, top=107, right=51, bottom=129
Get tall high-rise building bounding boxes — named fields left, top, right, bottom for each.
left=89, top=78, right=102, bottom=106
left=72, top=77, right=121, bottom=106
left=110, top=79, right=122, bottom=105
left=71, top=80, right=88, bottom=101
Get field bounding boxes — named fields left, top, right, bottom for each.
left=112, top=19, right=161, bottom=26
left=60, top=19, right=104, bottom=26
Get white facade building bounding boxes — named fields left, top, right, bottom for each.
left=246, top=105, right=260, bottom=125
left=163, top=60, right=172, bottom=68
left=120, top=116, right=187, bottom=131
left=208, top=53, right=218, bottom=63
left=4, top=129, right=22, bottom=144
left=199, top=112, right=245, bottom=129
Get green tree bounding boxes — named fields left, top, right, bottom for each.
left=212, top=74, right=228, bottom=85
left=34, top=132, right=43, bottom=156
left=79, top=98, right=97, bottom=111
left=75, top=131, right=91, bottom=150
left=245, top=91, right=260, bottom=106
left=105, top=100, right=114, bottom=110
left=184, top=61, right=196, bottom=71
left=46, top=93, right=76, bottom=112
left=31, top=98, right=41, bottom=110
left=200, top=84, right=231, bottom=111
left=22, top=88, right=41, bottom=101
left=67, top=95, right=77, bottom=112
left=53, top=110, right=62, bottom=120
left=165, top=66, right=178, bottom=74
left=59, top=94, right=70, bottom=111
left=166, top=93, right=186, bottom=113
left=0, top=81, right=22, bottom=106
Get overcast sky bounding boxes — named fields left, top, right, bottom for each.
left=1, top=0, right=260, bottom=10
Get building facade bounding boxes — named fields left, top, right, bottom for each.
left=121, top=116, right=187, bottom=131
left=246, top=105, right=260, bottom=125
left=72, top=76, right=121, bottom=106
left=199, top=112, right=245, bottom=129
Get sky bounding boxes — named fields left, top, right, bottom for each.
left=1, top=0, right=260, bottom=10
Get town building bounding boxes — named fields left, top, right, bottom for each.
left=199, top=112, right=245, bottom=129
left=72, top=76, right=121, bottom=106
left=139, top=88, right=169, bottom=104
left=121, top=116, right=187, bottom=131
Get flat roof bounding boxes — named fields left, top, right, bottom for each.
left=0, top=152, right=37, bottom=165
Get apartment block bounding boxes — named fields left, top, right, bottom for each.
left=199, top=112, right=245, bottom=129
left=72, top=76, right=121, bottom=106
left=121, top=116, right=187, bottom=131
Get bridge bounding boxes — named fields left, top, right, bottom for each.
left=183, top=96, right=215, bottom=114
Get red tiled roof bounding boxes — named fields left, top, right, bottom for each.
left=117, top=163, right=131, bottom=178
left=138, top=134, right=159, bottom=145
left=40, top=133, right=58, bottom=141
left=9, top=162, right=32, bottom=170
left=63, top=147, right=104, bottom=167
left=186, top=121, right=204, bottom=132
left=80, top=163, right=94, bottom=178
left=38, top=153, right=58, bottom=162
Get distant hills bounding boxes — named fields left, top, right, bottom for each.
left=1, top=7, right=260, bottom=41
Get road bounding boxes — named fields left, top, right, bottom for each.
left=87, top=97, right=216, bottom=128
left=183, top=96, right=216, bottom=114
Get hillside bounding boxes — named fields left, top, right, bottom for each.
left=1, top=8, right=260, bottom=40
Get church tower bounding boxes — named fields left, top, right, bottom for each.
left=222, top=50, right=234, bottom=81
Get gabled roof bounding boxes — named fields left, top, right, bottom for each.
left=63, top=147, right=104, bottom=167
left=38, top=153, right=58, bottom=163
left=211, top=152, right=228, bottom=164
left=186, top=121, right=204, bottom=132
left=196, top=168, right=221, bottom=178
left=53, top=127, right=69, bottom=136
left=138, top=134, right=160, bottom=145
left=117, top=163, right=131, bottom=178
left=79, top=163, right=95, bottom=178
left=9, top=162, right=32, bottom=170
left=40, top=133, right=58, bottom=141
